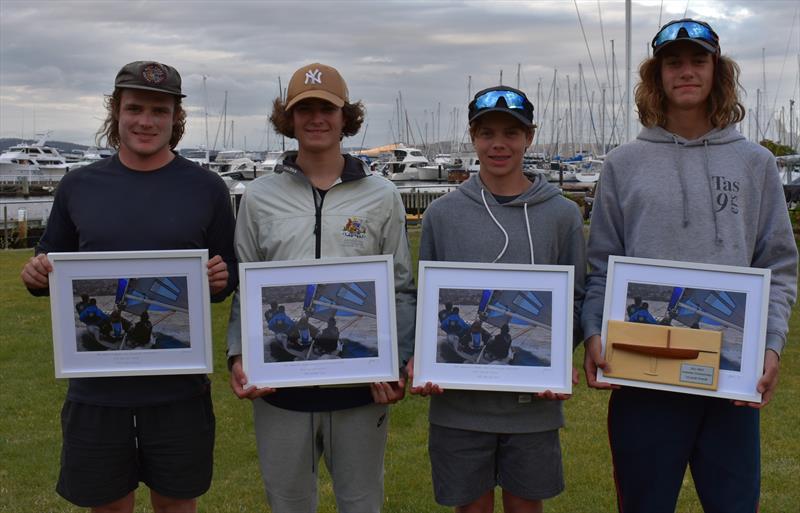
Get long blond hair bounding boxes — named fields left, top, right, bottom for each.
left=635, top=53, right=745, bottom=128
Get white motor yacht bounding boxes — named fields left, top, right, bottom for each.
left=451, top=153, right=480, bottom=173
left=433, top=153, right=453, bottom=165
left=0, top=149, right=41, bottom=181
left=182, top=148, right=211, bottom=167
left=386, top=147, right=429, bottom=182
left=69, top=147, right=115, bottom=170
left=3, top=132, right=71, bottom=179
left=209, top=150, right=260, bottom=179
left=417, top=163, right=450, bottom=182
left=256, top=151, right=283, bottom=175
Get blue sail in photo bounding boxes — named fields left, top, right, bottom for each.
left=666, top=287, right=745, bottom=331
left=478, top=289, right=552, bottom=330
left=116, top=277, right=189, bottom=316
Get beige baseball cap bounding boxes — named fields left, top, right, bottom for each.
left=285, top=63, right=349, bottom=110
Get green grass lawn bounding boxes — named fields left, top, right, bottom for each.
left=1, top=231, right=798, bottom=512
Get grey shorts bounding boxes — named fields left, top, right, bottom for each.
left=428, top=424, right=564, bottom=506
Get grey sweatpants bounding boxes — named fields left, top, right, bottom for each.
left=252, top=399, right=389, bottom=513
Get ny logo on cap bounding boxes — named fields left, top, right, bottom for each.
left=305, top=68, right=322, bottom=85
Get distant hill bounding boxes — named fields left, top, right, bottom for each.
left=0, top=138, right=90, bottom=154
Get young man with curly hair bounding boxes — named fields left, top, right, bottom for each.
left=582, top=19, right=797, bottom=512
left=20, top=61, right=237, bottom=513
left=226, top=63, right=415, bottom=513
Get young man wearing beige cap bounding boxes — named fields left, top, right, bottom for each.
left=20, top=61, right=237, bottom=513
left=226, top=63, right=415, bottom=512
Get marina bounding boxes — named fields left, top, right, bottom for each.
left=5, top=138, right=798, bottom=248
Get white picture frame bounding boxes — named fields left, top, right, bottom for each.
left=413, top=261, right=574, bottom=394
left=598, top=255, right=770, bottom=402
left=239, top=255, right=399, bottom=388
left=48, top=249, right=212, bottom=378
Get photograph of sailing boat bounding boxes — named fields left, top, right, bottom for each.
left=260, top=281, right=379, bottom=363
left=624, top=283, right=746, bottom=372
left=413, top=261, right=573, bottom=393
left=436, top=288, right=552, bottom=367
left=48, top=249, right=213, bottom=379
left=599, top=256, right=770, bottom=402
left=71, top=277, right=190, bottom=352
left=239, top=256, right=398, bottom=388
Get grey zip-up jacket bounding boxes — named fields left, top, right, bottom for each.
left=582, top=125, right=798, bottom=355
left=420, top=173, right=586, bottom=433
left=227, top=153, right=416, bottom=411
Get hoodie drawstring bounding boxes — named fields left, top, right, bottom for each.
left=524, top=202, right=535, bottom=264
left=481, top=188, right=509, bottom=263
left=480, top=187, right=535, bottom=264
left=703, top=140, right=723, bottom=245
left=671, top=135, right=723, bottom=245
left=672, top=134, right=691, bottom=228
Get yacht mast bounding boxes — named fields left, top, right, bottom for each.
left=578, top=63, right=584, bottom=153
left=203, top=75, right=209, bottom=150
left=601, top=87, right=606, bottom=154
left=222, top=91, right=228, bottom=149
left=567, top=74, right=575, bottom=155
left=625, top=0, right=632, bottom=143
left=551, top=70, right=558, bottom=156
left=611, top=39, right=616, bottom=147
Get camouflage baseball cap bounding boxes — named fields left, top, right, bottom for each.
left=114, top=61, right=186, bottom=97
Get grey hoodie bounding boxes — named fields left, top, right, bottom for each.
left=582, top=125, right=798, bottom=355
left=419, top=173, right=586, bottom=433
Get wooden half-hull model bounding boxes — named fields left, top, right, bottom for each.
left=604, top=320, right=722, bottom=390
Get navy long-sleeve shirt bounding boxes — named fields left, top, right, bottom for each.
left=33, top=154, right=237, bottom=407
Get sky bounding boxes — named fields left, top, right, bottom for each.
left=1, top=0, right=799, bottom=152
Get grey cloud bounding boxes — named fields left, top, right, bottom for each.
left=1, top=0, right=797, bottom=148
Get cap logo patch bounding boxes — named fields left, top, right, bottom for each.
left=304, top=68, right=322, bottom=85
left=141, top=63, right=167, bottom=85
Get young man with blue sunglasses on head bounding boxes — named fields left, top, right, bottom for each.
left=582, top=18, right=797, bottom=512
left=409, top=85, right=586, bottom=513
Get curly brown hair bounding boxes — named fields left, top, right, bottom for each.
left=635, top=53, right=745, bottom=129
left=95, top=88, right=187, bottom=150
left=270, top=97, right=365, bottom=139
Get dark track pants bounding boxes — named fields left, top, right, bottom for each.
left=608, top=387, right=759, bottom=513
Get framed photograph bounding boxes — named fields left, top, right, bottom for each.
left=48, top=249, right=212, bottom=378
left=239, top=255, right=399, bottom=388
left=413, top=261, right=574, bottom=394
left=598, top=256, right=770, bottom=402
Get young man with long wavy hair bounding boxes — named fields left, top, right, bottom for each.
left=582, top=19, right=797, bottom=513
left=20, top=61, right=237, bottom=513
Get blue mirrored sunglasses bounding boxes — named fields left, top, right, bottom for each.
left=652, top=20, right=718, bottom=50
left=474, top=90, right=529, bottom=110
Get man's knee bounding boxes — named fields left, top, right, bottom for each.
left=150, top=490, right=197, bottom=513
